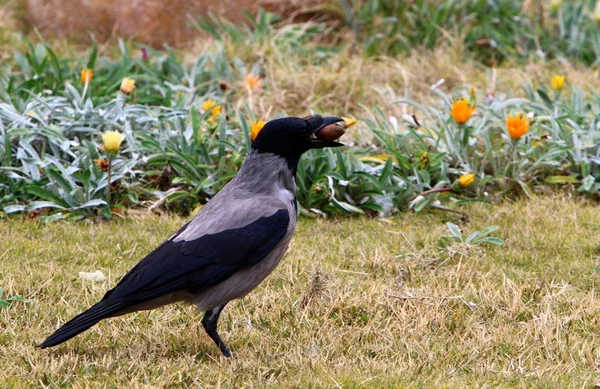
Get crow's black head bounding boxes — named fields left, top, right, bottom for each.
left=251, top=115, right=345, bottom=158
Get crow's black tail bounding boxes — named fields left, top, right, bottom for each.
left=40, top=300, right=123, bottom=349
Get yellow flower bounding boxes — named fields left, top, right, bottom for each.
left=551, top=75, right=565, bottom=90
left=190, top=203, right=204, bottom=217
left=358, top=154, right=398, bottom=164
left=450, top=98, right=475, bottom=124
left=550, top=0, right=562, bottom=12
left=202, top=99, right=222, bottom=116
left=419, top=152, right=429, bottom=170
left=458, top=173, right=476, bottom=188
left=120, top=78, right=136, bottom=94
left=250, top=120, right=266, bottom=142
left=81, top=68, right=93, bottom=85
left=594, top=1, right=600, bottom=22
left=506, top=113, right=530, bottom=140
left=342, top=117, right=357, bottom=128
left=102, top=131, right=125, bottom=155
left=245, top=73, right=263, bottom=89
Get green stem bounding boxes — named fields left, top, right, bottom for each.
left=417, top=187, right=454, bottom=197
left=461, top=124, right=470, bottom=150
left=511, top=140, right=518, bottom=179
left=106, top=157, right=112, bottom=208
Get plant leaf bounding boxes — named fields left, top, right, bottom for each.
left=545, top=175, right=580, bottom=184
left=446, top=222, right=462, bottom=240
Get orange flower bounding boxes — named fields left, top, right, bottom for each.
left=505, top=113, right=530, bottom=140
left=450, top=98, right=475, bottom=124
left=250, top=120, right=266, bottom=141
left=94, top=158, right=109, bottom=172
left=81, top=68, right=93, bottom=85
left=120, top=78, right=136, bottom=94
left=245, top=73, right=263, bottom=89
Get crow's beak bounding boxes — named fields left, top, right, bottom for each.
left=310, top=139, right=344, bottom=148
left=310, top=116, right=346, bottom=149
left=313, top=116, right=344, bottom=133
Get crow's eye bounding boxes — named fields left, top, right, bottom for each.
left=299, top=126, right=311, bottom=137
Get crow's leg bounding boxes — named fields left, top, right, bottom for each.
left=202, top=304, right=231, bottom=358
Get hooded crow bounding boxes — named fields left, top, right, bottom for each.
left=41, top=115, right=346, bottom=357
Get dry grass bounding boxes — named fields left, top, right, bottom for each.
left=185, top=34, right=600, bottom=127
left=1, top=195, right=600, bottom=388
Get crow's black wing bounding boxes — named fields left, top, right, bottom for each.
left=41, top=206, right=290, bottom=349
left=105, top=208, right=290, bottom=303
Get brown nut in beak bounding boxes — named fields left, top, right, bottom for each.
left=314, top=117, right=355, bottom=141
left=315, top=124, right=346, bottom=141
